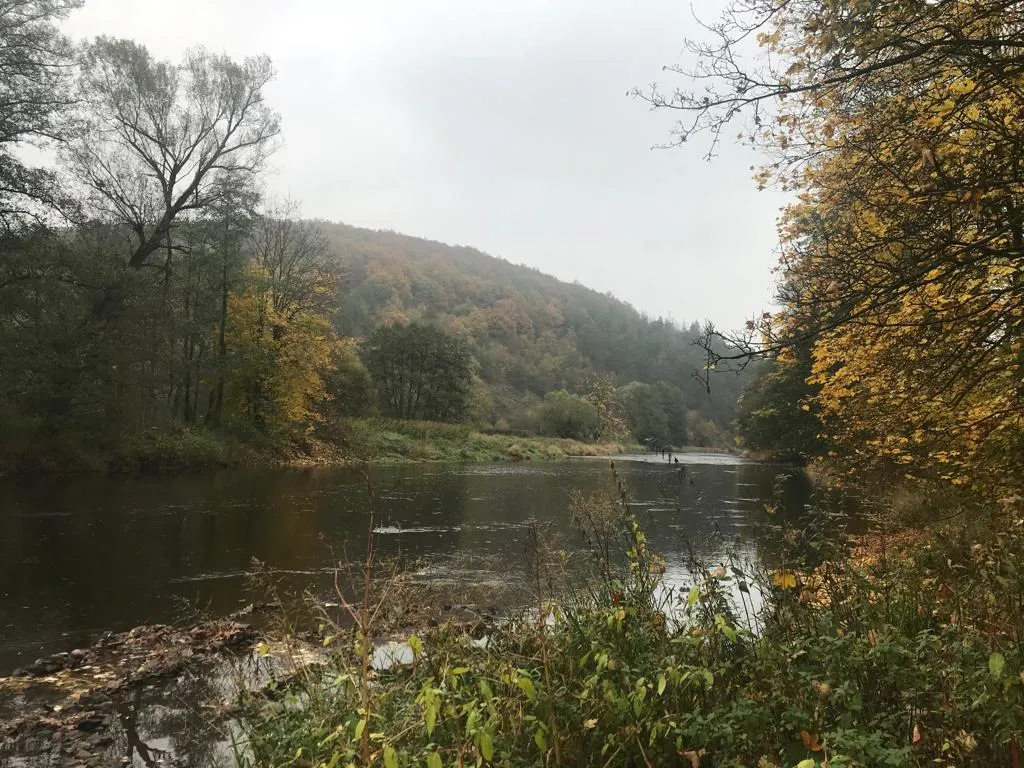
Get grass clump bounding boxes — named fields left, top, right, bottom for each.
left=234, top=479, right=1024, bottom=768
left=329, top=418, right=634, bottom=463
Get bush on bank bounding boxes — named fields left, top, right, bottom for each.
left=235, top=483, right=1024, bottom=768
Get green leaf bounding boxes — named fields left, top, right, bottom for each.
left=534, top=727, right=548, bottom=752
left=383, top=745, right=398, bottom=768
left=353, top=718, right=366, bottom=743
left=425, top=700, right=437, bottom=736
left=687, top=586, right=700, bottom=606
left=426, top=751, right=443, bottom=768
left=407, top=634, right=424, bottom=657
left=479, top=731, right=494, bottom=762
left=990, top=651, right=1006, bottom=680
left=450, top=666, right=470, bottom=676
left=657, top=675, right=667, bottom=696
left=478, top=679, right=494, bottom=702
left=516, top=676, right=538, bottom=701
left=796, top=761, right=817, bottom=768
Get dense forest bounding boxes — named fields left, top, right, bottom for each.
left=0, top=1, right=743, bottom=473
left=321, top=222, right=745, bottom=440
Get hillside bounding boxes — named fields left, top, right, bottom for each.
left=319, top=222, right=746, bottom=444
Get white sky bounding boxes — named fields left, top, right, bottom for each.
left=63, top=0, right=789, bottom=329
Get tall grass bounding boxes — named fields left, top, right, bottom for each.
left=328, top=417, right=635, bottom=463
left=233, top=477, right=1024, bottom=768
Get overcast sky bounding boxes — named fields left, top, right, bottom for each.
left=63, top=0, right=789, bottom=329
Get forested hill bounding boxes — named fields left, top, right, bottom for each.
left=319, top=222, right=745, bottom=443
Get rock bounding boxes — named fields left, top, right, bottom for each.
left=88, top=733, right=113, bottom=748
left=27, top=653, right=68, bottom=675
left=75, top=713, right=108, bottom=733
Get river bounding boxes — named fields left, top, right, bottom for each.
left=0, top=453, right=811, bottom=675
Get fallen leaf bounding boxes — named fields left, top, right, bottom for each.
left=801, top=730, right=823, bottom=752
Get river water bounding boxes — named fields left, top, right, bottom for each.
left=0, top=453, right=811, bottom=675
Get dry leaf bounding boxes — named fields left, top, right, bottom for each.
left=801, top=730, right=824, bottom=752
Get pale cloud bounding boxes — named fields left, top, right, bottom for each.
left=64, top=0, right=788, bottom=328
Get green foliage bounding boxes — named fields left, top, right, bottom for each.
left=361, top=323, right=475, bottom=423
left=321, top=418, right=630, bottom=463
left=237, top=489, right=1024, bottom=768
left=539, top=390, right=601, bottom=441
left=737, top=344, right=823, bottom=461
left=322, top=222, right=745, bottom=437
left=618, top=380, right=689, bottom=448
left=321, top=345, right=377, bottom=419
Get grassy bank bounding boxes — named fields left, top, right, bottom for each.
left=325, top=418, right=636, bottom=463
left=0, top=418, right=636, bottom=476
left=235, top=482, right=1024, bottom=768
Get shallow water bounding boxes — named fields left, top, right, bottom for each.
left=0, top=453, right=811, bottom=674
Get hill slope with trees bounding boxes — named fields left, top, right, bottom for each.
left=319, top=221, right=746, bottom=445
left=0, top=2, right=745, bottom=473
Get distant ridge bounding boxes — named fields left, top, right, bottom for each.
left=318, top=221, right=745, bottom=439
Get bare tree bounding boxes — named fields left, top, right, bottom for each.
left=65, top=38, right=281, bottom=268
left=0, top=0, right=80, bottom=228
left=249, top=200, right=335, bottom=325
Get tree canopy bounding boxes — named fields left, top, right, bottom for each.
left=321, top=222, right=746, bottom=442
left=0, top=0, right=80, bottom=227
left=657, top=0, right=1024, bottom=490
left=361, top=323, right=475, bottom=423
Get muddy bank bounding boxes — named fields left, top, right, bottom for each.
left=0, top=578, right=515, bottom=768
left=0, top=622, right=256, bottom=768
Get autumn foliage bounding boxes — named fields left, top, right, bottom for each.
left=656, top=0, right=1024, bottom=493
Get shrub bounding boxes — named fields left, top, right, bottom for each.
left=539, top=390, right=601, bottom=441
left=235, top=478, right=1024, bottom=768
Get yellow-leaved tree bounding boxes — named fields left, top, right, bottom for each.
left=648, top=0, right=1024, bottom=494
left=225, top=207, right=340, bottom=431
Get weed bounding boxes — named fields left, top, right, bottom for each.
left=234, top=473, right=1024, bottom=767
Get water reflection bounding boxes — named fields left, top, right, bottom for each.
left=0, top=454, right=812, bottom=673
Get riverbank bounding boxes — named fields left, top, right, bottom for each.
left=4, top=483, right=1018, bottom=767
left=235, top=493, right=1023, bottom=768
left=0, top=418, right=638, bottom=476
left=0, top=620, right=257, bottom=768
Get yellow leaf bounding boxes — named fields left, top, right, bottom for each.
left=772, top=571, right=798, bottom=590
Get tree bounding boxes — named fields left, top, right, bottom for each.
left=226, top=268, right=338, bottom=430
left=65, top=39, right=280, bottom=268
left=582, top=374, right=629, bottom=441
left=539, top=390, right=601, bottom=441
left=618, top=381, right=689, bottom=449
left=195, top=186, right=260, bottom=426
left=362, top=323, right=474, bottom=422
left=249, top=201, right=336, bottom=325
left=320, top=344, right=376, bottom=419
left=227, top=212, right=338, bottom=429
left=651, top=0, right=1024, bottom=491
left=736, top=344, right=822, bottom=462
left=0, top=0, right=80, bottom=228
